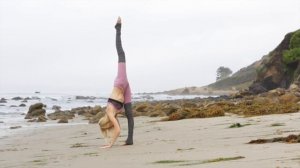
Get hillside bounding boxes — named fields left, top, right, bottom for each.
left=161, top=29, right=300, bottom=95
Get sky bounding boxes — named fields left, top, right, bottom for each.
left=0, top=0, right=300, bottom=95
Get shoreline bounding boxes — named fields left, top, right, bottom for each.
left=1, top=113, right=300, bottom=168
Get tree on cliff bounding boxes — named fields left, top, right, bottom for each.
left=216, top=66, right=232, bottom=81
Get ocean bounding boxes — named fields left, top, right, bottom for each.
left=0, top=92, right=209, bottom=138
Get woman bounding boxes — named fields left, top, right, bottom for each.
left=99, top=17, right=134, bottom=148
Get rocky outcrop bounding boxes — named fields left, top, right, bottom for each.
left=88, top=111, right=106, bottom=124
left=249, top=29, right=300, bottom=94
left=131, top=86, right=300, bottom=121
left=71, top=105, right=102, bottom=118
left=25, top=103, right=46, bottom=119
left=47, top=110, right=75, bottom=120
left=58, top=117, right=68, bottom=123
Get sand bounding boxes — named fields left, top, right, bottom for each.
left=1, top=113, right=300, bottom=168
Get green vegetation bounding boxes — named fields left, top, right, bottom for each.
left=216, top=66, right=233, bottom=81
left=283, top=48, right=300, bottom=64
left=290, top=30, right=300, bottom=49
left=70, top=143, right=88, bottom=148
left=200, top=156, right=245, bottom=164
left=153, top=160, right=187, bottom=164
left=229, top=123, right=251, bottom=128
left=177, top=148, right=195, bottom=151
left=283, top=30, right=300, bottom=64
left=270, top=123, right=285, bottom=127
left=208, top=62, right=257, bottom=90
left=30, top=159, right=47, bottom=166
left=83, top=152, right=99, bottom=156
left=153, top=156, right=245, bottom=166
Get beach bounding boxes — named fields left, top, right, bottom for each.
left=1, top=112, right=300, bottom=168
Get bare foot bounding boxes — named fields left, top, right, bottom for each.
left=117, top=16, right=121, bottom=24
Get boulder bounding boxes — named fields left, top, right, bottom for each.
left=268, top=88, right=286, bottom=96
left=279, top=93, right=300, bottom=103
left=88, top=111, right=106, bottom=124
left=10, top=126, right=22, bottom=129
left=71, top=105, right=102, bottom=118
left=47, top=110, right=75, bottom=120
left=289, top=83, right=300, bottom=91
left=27, top=119, right=37, bottom=122
left=0, top=98, right=7, bottom=103
left=58, top=117, right=68, bottom=123
left=52, top=105, right=61, bottom=111
left=37, top=116, right=47, bottom=122
left=19, top=104, right=26, bottom=107
left=25, top=103, right=46, bottom=119
left=12, top=97, right=23, bottom=101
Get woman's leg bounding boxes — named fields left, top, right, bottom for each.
left=124, top=85, right=134, bottom=145
left=115, top=18, right=134, bottom=145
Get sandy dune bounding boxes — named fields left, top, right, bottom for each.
left=1, top=113, right=300, bottom=168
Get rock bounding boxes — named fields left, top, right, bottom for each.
left=21, top=100, right=28, bottom=103
left=27, top=119, right=37, bottom=122
left=12, top=97, right=23, bottom=101
left=25, top=103, right=46, bottom=119
left=52, top=105, right=61, bottom=111
left=24, top=97, right=32, bottom=101
left=10, top=105, right=17, bottom=107
left=29, top=103, right=43, bottom=111
left=10, top=126, right=22, bottom=129
left=252, top=97, right=273, bottom=104
left=58, top=117, right=68, bottom=123
left=279, top=93, right=300, bottom=103
left=75, top=96, right=96, bottom=100
left=37, top=116, right=47, bottom=122
left=268, top=88, right=286, bottom=96
left=289, top=83, right=300, bottom=91
left=47, top=110, right=75, bottom=120
left=0, top=121, right=4, bottom=123
left=31, top=96, right=41, bottom=100
left=135, top=103, right=149, bottom=112
left=249, top=83, right=267, bottom=94
left=19, top=104, right=26, bottom=107
left=0, top=98, right=7, bottom=103
left=88, top=111, right=106, bottom=124
left=70, top=106, right=102, bottom=119
left=249, top=30, right=300, bottom=93
left=294, top=92, right=300, bottom=97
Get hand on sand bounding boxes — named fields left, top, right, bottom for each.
left=100, top=144, right=112, bottom=149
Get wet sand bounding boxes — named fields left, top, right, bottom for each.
left=1, top=113, right=300, bottom=168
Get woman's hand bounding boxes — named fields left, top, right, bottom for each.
left=100, top=144, right=112, bottom=149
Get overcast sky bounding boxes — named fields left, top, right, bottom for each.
left=0, top=0, right=300, bottom=95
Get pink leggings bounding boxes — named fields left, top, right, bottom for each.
left=113, top=63, right=131, bottom=104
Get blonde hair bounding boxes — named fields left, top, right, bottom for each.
left=98, top=106, right=120, bottom=143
